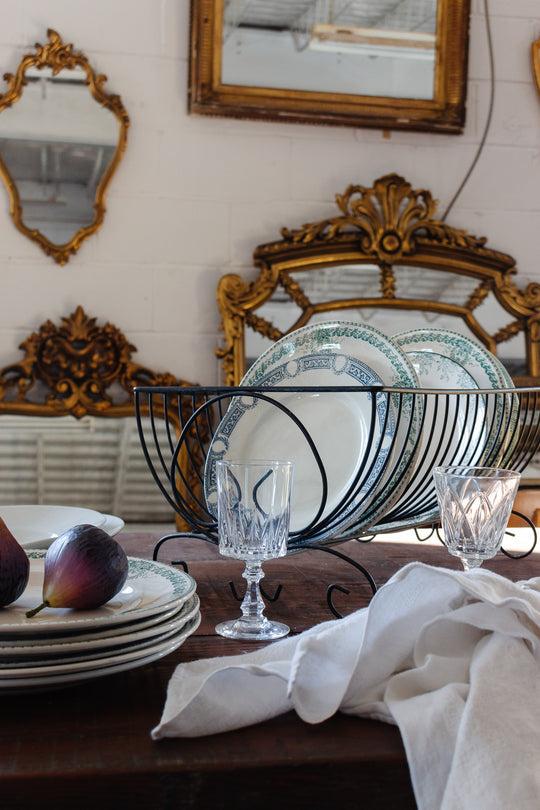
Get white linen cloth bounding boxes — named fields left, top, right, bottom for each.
left=152, top=562, right=540, bottom=810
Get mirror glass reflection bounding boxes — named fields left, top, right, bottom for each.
left=0, top=65, right=118, bottom=245
left=222, top=0, right=437, bottom=99
left=245, top=264, right=527, bottom=376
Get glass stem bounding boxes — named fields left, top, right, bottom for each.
left=240, top=562, right=267, bottom=625
left=462, top=556, right=483, bottom=570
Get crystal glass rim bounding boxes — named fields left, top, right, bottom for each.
left=433, top=465, right=521, bottom=480
left=216, top=459, right=294, bottom=469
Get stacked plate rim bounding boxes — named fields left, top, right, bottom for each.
left=0, top=551, right=200, bottom=691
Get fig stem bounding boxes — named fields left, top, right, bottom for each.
left=26, top=601, right=50, bottom=618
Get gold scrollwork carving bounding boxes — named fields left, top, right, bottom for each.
left=217, top=174, right=540, bottom=384
left=380, top=265, right=396, bottom=299
left=465, top=279, right=493, bottom=311
left=279, top=175, right=487, bottom=264
left=0, top=307, right=199, bottom=531
left=280, top=272, right=311, bottom=311
left=0, top=306, right=184, bottom=418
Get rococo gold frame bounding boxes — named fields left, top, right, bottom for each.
left=0, top=29, right=130, bottom=265
left=189, top=0, right=471, bottom=133
left=532, top=38, right=540, bottom=99
left=217, top=174, right=540, bottom=385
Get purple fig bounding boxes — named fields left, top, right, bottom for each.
left=26, top=524, right=128, bottom=618
left=0, top=516, right=30, bottom=607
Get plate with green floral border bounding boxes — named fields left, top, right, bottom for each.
left=393, top=327, right=518, bottom=466
left=0, top=552, right=196, bottom=636
left=205, top=320, right=422, bottom=545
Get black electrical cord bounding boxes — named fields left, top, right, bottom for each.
left=441, top=0, right=495, bottom=221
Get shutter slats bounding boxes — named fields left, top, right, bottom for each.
left=0, top=415, right=175, bottom=521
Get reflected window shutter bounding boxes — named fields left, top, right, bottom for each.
left=0, top=415, right=174, bottom=522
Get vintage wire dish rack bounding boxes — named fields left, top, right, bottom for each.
left=134, top=385, right=540, bottom=563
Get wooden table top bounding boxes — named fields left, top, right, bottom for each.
left=1, top=528, right=539, bottom=810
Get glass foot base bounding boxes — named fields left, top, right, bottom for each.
left=215, top=617, right=290, bottom=641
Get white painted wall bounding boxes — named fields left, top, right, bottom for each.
left=0, top=0, right=537, bottom=385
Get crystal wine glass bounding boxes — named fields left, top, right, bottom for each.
left=215, top=459, right=294, bottom=641
left=433, top=465, right=521, bottom=570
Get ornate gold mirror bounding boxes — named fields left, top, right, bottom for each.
left=0, top=29, right=129, bottom=264
left=190, top=0, right=470, bottom=133
left=217, top=174, right=540, bottom=385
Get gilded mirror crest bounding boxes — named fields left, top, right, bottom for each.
left=217, top=174, right=540, bottom=385
left=0, top=29, right=130, bottom=264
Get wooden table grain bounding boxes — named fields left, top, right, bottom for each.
left=1, top=530, right=539, bottom=810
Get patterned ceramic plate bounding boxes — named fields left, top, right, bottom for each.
left=393, top=328, right=518, bottom=466
left=205, top=352, right=395, bottom=540
left=362, top=327, right=519, bottom=534
left=0, top=613, right=201, bottom=691
left=205, top=320, right=422, bottom=544
left=371, top=349, right=487, bottom=531
left=0, top=612, right=201, bottom=675
left=0, top=595, right=200, bottom=658
left=0, top=552, right=196, bottom=636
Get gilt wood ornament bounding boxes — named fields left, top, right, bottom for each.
left=0, top=306, right=183, bottom=418
left=217, top=174, right=540, bottom=384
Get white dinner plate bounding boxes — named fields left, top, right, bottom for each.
left=99, top=513, right=125, bottom=537
left=0, top=594, right=200, bottom=659
left=393, top=328, right=518, bottom=466
left=17, top=512, right=125, bottom=549
left=372, top=349, right=487, bottom=531
left=205, top=351, right=395, bottom=541
left=0, top=605, right=201, bottom=671
left=206, top=320, right=422, bottom=543
left=0, top=504, right=107, bottom=546
left=0, top=552, right=196, bottom=636
left=0, top=596, right=189, bottom=647
left=0, top=613, right=201, bottom=691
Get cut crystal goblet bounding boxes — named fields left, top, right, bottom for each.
left=215, top=459, right=294, bottom=641
left=433, top=465, right=521, bottom=570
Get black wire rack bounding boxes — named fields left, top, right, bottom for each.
left=134, top=385, right=540, bottom=611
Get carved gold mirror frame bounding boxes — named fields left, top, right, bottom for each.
left=0, top=29, right=129, bottom=264
left=532, top=38, right=540, bottom=99
left=190, top=0, right=470, bottom=133
left=217, top=174, right=540, bottom=385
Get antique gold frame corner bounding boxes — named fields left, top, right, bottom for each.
left=0, top=29, right=130, bottom=265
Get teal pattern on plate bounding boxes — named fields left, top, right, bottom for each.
left=204, top=351, right=395, bottom=544
left=212, top=320, right=423, bottom=544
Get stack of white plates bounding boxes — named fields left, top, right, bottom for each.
left=0, top=504, right=125, bottom=548
left=0, top=551, right=200, bottom=692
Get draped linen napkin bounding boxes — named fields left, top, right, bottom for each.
left=152, top=562, right=540, bottom=810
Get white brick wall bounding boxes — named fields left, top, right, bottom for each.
left=0, top=0, right=537, bottom=385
